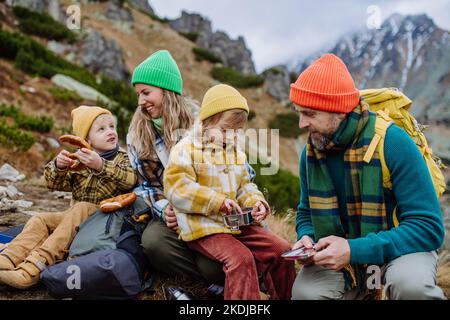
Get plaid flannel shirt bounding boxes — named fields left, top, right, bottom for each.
left=44, top=150, right=137, bottom=205
left=127, top=131, right=256, bottom=221
left=163, top=132, right=266, bottom=241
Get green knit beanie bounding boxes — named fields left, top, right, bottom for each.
left=131, top=50, right=183, bottom=94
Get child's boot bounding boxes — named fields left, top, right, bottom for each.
left=0, top=252, right=46, bottom=289
left=0, top=254, right=15, bottom=271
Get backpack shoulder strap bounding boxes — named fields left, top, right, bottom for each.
left=364, top=112, right=400, bottom=227
left=363, top=110, right=393, bottom=190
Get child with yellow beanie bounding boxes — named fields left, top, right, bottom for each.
left=0, top=106, right=137, bottom=289
left=163, top=84, right=296, bottom=300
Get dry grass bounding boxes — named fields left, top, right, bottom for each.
left=437, top=250, right=450, bottom=298
left=266, top=212, right=297, bottom=245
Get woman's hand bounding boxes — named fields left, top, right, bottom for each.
left=164, top=205, right=178, bottom=230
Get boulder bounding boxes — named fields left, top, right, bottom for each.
left=0, top=164, right=25, bottom=182
left=15, top=200, right=33, bottom=209
left=7, top=0, right=64, bottom=22
left=105, top=0, right=133, bottom=23
left=263, top=66, right=291, bottom=102
left=0, top=198, right=18, bottom=212
left=78, top=28, right=130, bottom=81
left=47, top=41, right=75, bottom=56
left=199, top=31, right=256, bottom=75
left=51, top=74, right=112, bottom=105
left=169, top=10, right=212, bottom=37
left=46, top=137, right=60, bottom=149
left=0, top=186, right=20, bottom=199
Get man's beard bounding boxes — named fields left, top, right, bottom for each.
left=310, top=116, right=343, bottom=151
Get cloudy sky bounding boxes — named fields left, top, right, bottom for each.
left=150, top=0, right=450, bottom=72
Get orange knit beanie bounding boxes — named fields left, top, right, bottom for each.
left=290, top=54, right=360, bottom=113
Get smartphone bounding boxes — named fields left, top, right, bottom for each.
left=281, top=247, right=315, bottom=260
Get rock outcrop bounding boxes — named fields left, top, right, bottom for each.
left=128, top=0, right=155, bottom=15
left=51, top=74, right=112, bottom=105
left=78, top=28, right=130, bottom=81
left=105, top=0, right=134, bottom=23
left=263, top=66, right=291, bottom=102
left=169, top=11, right=256, bottom=75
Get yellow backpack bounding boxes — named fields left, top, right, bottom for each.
left=361, top=88, right=447, bottom=226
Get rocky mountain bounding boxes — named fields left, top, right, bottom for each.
left=293, top=14, right=450, bottom=125
left=169, top=10, right=256, bottom=75
left=0, top=0, right=298, bottom=173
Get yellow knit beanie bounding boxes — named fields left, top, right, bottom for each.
left=71, top=106, right=112, bottom=140
left=199, top=84, right=249, bottom=121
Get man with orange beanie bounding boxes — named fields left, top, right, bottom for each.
left=290, top=54, right=445, bottom=300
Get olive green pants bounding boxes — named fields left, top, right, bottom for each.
left=141, top=219, right=225, bottom=285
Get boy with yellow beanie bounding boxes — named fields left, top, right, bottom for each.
left=163, top=84, right=296, bottom=300
left=0, top=106, right=137, bottom=289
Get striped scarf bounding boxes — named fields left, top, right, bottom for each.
left=306, top=101, right=388, bottom=291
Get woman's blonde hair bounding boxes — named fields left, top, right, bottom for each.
left=128, top=90, right=193, bottom=160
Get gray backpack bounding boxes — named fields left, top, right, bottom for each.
left=68, top=197, right=149, bottom=258
left=40, top=249, right=150, bottom=300
left=41, top=197, right=153, bottom=299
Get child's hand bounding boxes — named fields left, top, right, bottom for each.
left=77, top=148, right=103, bottom=172
left=219, top=199, right=242, bottom=215
left=56, top=150, right=74, bottom=169
left=251, top=201, right=269, bottom=222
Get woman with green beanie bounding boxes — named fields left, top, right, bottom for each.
left=127, top=50, right=224, bottom=285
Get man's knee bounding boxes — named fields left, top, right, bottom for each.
left=385, top=273, right=441, bottom=300
left=384, top=252, right=446, bottom=300
left=291, top=266, right=345, bottom=300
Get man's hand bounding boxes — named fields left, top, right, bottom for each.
left=219, top=199, right=242, bottom=215
left=77, top=148, right=103, bottom=172
left=312, top=235, right=351, bottom=271
left=56, top=150, right=74, bottom=169
left=251, top=201, right=269, bottom=222
left=164, top=204, right=178, bottom=230
left=292, top=235, right=316, bottom=266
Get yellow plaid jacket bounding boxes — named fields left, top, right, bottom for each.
left=164, top=131, right=267, bottom=241
left=44, top=150, right=137, bottom=205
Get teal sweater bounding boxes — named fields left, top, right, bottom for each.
left=296, top=124, right=445, bottom=265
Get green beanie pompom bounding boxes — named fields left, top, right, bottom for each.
left=131, top=50, right=183, bottom=94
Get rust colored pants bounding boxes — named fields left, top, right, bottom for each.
left=187, top=225, right=296, bottom=300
